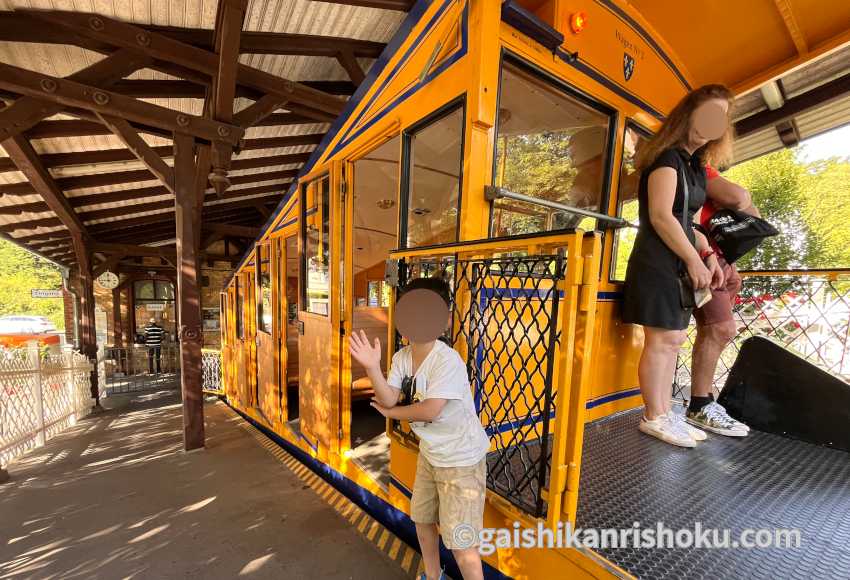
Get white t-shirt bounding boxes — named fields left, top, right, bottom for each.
left=387, top=340, right=491, bottom=468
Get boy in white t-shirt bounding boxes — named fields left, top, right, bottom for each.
left=349, top=277, right=490, bottom=580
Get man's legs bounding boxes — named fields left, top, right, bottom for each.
left=691, top=320, right=736, bottom=398
left=148, top=347, right=154, bottom=374
left=154, top=346, right=161, bottom=373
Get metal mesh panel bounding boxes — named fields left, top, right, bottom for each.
left=397, top=254, right=565, bottom=517
left=1, top=348, right=92, bottom=466
left=202, top=350, right=223, bottom=394
left=674, top=274, right=850, bottom=402
left=103, top=346, right=180, bottom=394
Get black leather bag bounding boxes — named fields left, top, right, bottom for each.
left=705, top=208, right=779, bottom=264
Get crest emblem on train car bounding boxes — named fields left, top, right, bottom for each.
left=623, top=53, right=635, bottom=81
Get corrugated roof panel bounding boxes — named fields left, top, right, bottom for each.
left=795, top=93, right=850, bottom=142
left=733, top=126, right=783, bottom=164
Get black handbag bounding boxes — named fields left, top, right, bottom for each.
left=677, top=165, right=712, bottom=310
left=705, top=208, right=779, bottom=264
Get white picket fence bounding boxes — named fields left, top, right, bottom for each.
left=0, top=348, right=94, bottom=467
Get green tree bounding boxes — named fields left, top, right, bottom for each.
left=800, top=157, right=850, bottom=269
left=0, top=239, right=65, bottom=329
left=723, top=148, right=824, bottom=273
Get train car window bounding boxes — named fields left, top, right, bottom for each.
left=220, top=293, right=227, bottom=344
left=301, top=176, right=331, bottom=315
left=403, top=104, right=463, bottom=248
left=491, top=60, right=613, bottom=237
left=235, top=277, right=244, bottom=339
left=257, top=244, right=272, bottom=333
left=610, top=123, right=651, bottom=282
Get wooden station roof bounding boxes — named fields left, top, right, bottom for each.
left=0, top=0, right=412, bottom=269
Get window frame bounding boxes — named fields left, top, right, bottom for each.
left=256, top=243, right=272, bottom=334
left=487, top=51, right=619, bottom=239
left=399, top=95, right=467, bottom=249
left=609, top=120, right=654, bottom=283
left=299, top=173, right=331, bottom=316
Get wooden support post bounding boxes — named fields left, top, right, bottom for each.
left=174, top=132, right=205, bottom=451
left=112, top=287, right=123, bottom=347
left=71, top=233, right=101, bottom=409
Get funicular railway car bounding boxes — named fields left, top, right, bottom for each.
left=221, top=1, right=850, bottom=578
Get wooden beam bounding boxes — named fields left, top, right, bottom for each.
left=0, top=13, right=387, bottom=57
left=239, top=133, right=325, bottom=150
left=205, top=222, right=261, bottom=238
left=735, top=71, right=850, bottom=137
left=0, top=61, right=243, bottom=145
left=91, top=242, right=176, bottom=258
left=1, top=134, right=86, bottom=235
left=96, top=113, right=176, bottom=193
left=234, top=94, right=289, bottom=128
left=336, top=50, right=366, bottom=85
left=0, top=49, right=151, bottom=141
left=314, top=0, right=413, bottom=9
left=93, top=253, right=124, bottom=279
left=0, top=146, right=310, bottom=174
left=174, top=131, right=205, bottom=450
left=71, top=231, right=101, bottom=406
left=773, top=0, right=808, bottom=56
left=25, top=11, right=345, bottom=119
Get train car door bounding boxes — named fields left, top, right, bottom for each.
left=255, top=241, right=277, bottom=424
left=276, top=233, right=300, bottom=425
left=297, top=173, right=341, bottom=456
left=340, top=135, right=401, bottom=487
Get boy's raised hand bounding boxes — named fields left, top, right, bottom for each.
left=349, top=329, right=382, bottom=370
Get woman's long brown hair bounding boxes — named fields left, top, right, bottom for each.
left=635, top=84, right=735, bottom=171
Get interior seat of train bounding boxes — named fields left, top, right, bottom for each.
left=219, top=1, right=850, bottom=578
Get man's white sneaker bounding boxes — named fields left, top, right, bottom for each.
left=686, top=402, right=748, bottom=437
left=639, top=413, right=696, bottom=448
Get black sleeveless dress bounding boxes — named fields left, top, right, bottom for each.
left=621, top=148, right=707, bottom=331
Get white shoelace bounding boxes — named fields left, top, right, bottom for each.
left=664, top=412, right=692, bottom=438
left=702, top=402, right=738, bottom=428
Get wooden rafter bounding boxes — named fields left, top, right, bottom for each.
left=96, top=113, right=176, bottom=193
left=0, top=49, right=151, bottom=141
left=0, top=61, right=243, bottom=145
left=24, top=11, right=346, bottom=119
left=234, top=94, right=290, bottom=128
left=0, top=13, right=387, bottom=58
left=1, top=134, right=86, bottom=235
left=336, top=50, right=366, bottom=85
left=205, top=222, right=261, bottom=238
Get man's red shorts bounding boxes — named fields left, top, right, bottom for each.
left=694, top=257, right=741, bottom=326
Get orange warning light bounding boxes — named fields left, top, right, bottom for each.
left=570, top=12, right=587, bottom=34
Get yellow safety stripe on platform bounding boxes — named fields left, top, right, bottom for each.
left=235, top=415, right=425, bottom=577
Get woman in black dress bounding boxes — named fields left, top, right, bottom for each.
left=622, top=85, right=734, bottom=448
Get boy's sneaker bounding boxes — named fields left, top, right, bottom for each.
left=686, top=402, right=748, bottom=437
left=418, top=570, right=446, bottom=580
left=639, top=412, right=696, bottom=448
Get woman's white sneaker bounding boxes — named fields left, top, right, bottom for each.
left=639, top=413, right=696, bottom=448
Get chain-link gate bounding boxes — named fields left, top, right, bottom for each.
left=674, top=270, right=850, bottom=403
left=102, top=345, right=180, bottom=395
left=394, top=248, right=572, bottom=517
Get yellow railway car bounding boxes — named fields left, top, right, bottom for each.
left=220, top=1, right=850, bottom=578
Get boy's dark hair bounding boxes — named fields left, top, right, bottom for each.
left=401, top=276, right=451, bottom=309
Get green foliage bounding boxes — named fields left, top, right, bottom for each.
left=0, top=239, right=65, bottom=329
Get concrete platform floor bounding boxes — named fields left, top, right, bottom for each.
left=0, top=389, right=409, bottom=579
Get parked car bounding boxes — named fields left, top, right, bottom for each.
left=0, top=315, right=57, bottom=335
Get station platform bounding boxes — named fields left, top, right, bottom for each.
left=0, top=390, right=412, bottom=579
left=577, top=408, right=850, bottom=579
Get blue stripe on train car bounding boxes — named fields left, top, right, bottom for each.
left=229, top=404, right=511, bottom=580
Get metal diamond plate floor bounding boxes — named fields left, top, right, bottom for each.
left=576, top=409, right=850, bottom=579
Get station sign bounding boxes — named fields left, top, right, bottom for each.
left=31, top=289, right=63, bottom=298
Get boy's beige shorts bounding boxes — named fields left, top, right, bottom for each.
left=410, top=452, right=487, bottom=549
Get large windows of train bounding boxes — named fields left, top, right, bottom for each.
left=255, top=242, right=277, bottom=423
left=346, top=135, right=401, bottom=488
left=610, top=123, right=651, bottom=281
left=402, top=102, right=464, bottom=248
left=235, top=276, right=244, bottom=340
left=302, top=177, right=331, bottom=316
left=490, top=58, right=614, bottom=237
